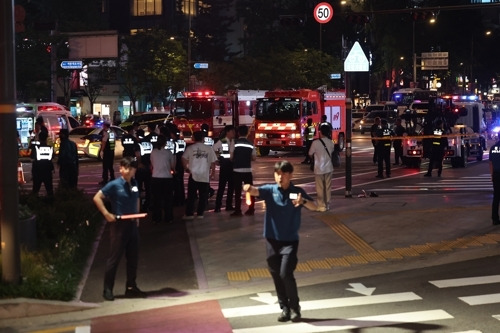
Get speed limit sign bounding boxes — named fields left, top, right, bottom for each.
left=314, top=2, right=334, bottom=24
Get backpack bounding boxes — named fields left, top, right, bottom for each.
left=319, top=139, right=341, bottom=168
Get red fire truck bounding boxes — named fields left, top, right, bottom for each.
left=254, top=89, right=346, bottom=156
left=227, top=89, right=267, bottom=141
left=172, top=91, right=233, bottom=144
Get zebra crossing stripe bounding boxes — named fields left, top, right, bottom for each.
left=232, top=309, right=453, bottom=333
left=429, top=275, right=500, bottom=288
left=222, top=292, right=421, bottom=318
left=459, top=293, right=500, bottom=306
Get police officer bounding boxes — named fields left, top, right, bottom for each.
left=301, top=118, right=315, bottom=164
left=212, top=125, right=236, bottom=212
left=164, top=123, right=186, bottom=206
left=424, top=120, right=448, bottom=177
left=31, top=130, right=54, bottom=196
left=318, top=115, right=332, bottom=140
left=393, top=118, right=406, bottom=165
left=99, top=122, right=116, bottom=185
left=137, top=126, right=154, bottom=212
left=376, top=119, right=393, bottom=178
left=370, top=117, right=382, bottom=165
left=121, top=126, right=140, bottom=159
left=489, top=133, right=500, bottom=225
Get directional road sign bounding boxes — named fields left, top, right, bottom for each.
left=60, top=60, right=83, bottom=70
left=344, top=42, right=369, bottom=72
left=193, top=63, right=209, bottom=69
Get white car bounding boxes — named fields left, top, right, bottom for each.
left=80, top=126, right=127, bottom=158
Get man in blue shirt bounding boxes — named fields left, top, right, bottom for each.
left=244, top=160, right=317, bottom=322
left=93, top=156, right=146, bottom=301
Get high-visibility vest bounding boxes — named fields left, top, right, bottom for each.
left=35, top=145, right=54, bottom=161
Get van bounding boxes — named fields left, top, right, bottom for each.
left=36, top=111, right=80, bottom=154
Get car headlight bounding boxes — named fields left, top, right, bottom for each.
left=255, top=133, right=267, bottom=139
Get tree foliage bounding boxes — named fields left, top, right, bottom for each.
left=120, top=29, right=187, bottom=111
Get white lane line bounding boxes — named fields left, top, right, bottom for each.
left=429, top=275, right=500, bottom=288
left=459, top=293, right=500, bottom=306
left=223, top=292, right=421, bottom=318
left=232, top=310, right=453, bottom=333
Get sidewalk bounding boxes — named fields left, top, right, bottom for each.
left=1, top=187, right=499, bottom=332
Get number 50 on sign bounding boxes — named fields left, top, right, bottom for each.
left=314, top=2, right=334, bottom=24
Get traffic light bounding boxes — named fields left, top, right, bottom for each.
left=346, top=14, right=370, bottom=25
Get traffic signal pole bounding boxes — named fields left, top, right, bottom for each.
left=0, top=0, right=21, bottom=283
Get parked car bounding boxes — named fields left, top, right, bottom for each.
left=358, top=110, right=398, bottom=134
left=81, top=126, right=127, bottom=158
left=68, top=126, right=97, bottom=157
left=120, top=112, right=171, bottom=130
left=352, top=111, right=368, bottom=131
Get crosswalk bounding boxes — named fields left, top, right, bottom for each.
left=222, top=274, right=500, bottom=332
left=371, top=174, right=493, bottom=193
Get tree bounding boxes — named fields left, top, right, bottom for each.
left=120, top=29, right=187, bottom=112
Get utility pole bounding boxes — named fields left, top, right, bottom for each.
left=1, top=0, right=21, bottom=284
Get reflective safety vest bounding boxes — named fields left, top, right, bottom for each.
left=432, top=129, right=443, bottom=145
left=139, top=141, right=153, bottom=156
left=305, top=125, right=316, bottom=141
left=106, top=130, right=116, bottom=151
left=220, top=139, right=230, bottom=159
left=204, top=137, right=214, bottom=146
left=382, top=129, right=392, bottom=147
left=35, top=145, right=54, bottom=161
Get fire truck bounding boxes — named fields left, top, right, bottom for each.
left=254, top=89, right=346, bottom=156
left=227, top=89, right=267, bottom=141
left=172, top=91, right=233, bottom=144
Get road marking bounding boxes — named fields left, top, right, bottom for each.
left=222, top=292, right=421, bottom=318
left=459, top=293, right=500, bottom=306
left=250, top=292, right=277, bottom=305
left=232, top=309, right=453, bottom=333
left=430, top=275, right=500, bottom=288
left=346, top=283, right=376, bottom=296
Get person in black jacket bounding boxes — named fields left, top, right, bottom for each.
left=57, top=129, right=79, bottom=189
left=231, top=125, right=257, bottom=216
left=424, top=119, right=448, bottom=177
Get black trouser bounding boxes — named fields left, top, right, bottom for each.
left=377, top=145, right=391, bottom=176
left=215, top=161, right=234, bottom=209
left=266, top=238, right=300, bottom=311
left=233, top=171, right=254, bottom=213
left=372, top=141, right=378, bottom=164
left=136, top=166, right=152, bottom=211
left=492, top=172, right=500, bottom=222
left=104, top=220, right=139, bottom=292
left=32, top=162, right=53, bottom=196
left=102, top=150, right=115, bottom=182
left=151, top=177, right=174, bottom=222
left=185, top=175, right=209, bottom=216
left=427, top=149, right=445, bottom=175
left=59, top=162, right=78, bottom=189
left=393, top=140, right=403, bottom=164
left=303, top=140, right=313, bottom=162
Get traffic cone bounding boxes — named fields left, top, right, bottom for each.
left=17, top=162, right=25, bottom=184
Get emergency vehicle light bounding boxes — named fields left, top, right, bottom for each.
left=183, top=91, right=215, bottom=97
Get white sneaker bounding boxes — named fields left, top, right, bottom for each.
left=182, top=215, right=195, bottom=220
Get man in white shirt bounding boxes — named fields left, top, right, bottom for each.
left=308, top=125, right=335, bottom=212
left=182, top=131, right=217, bottom=219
